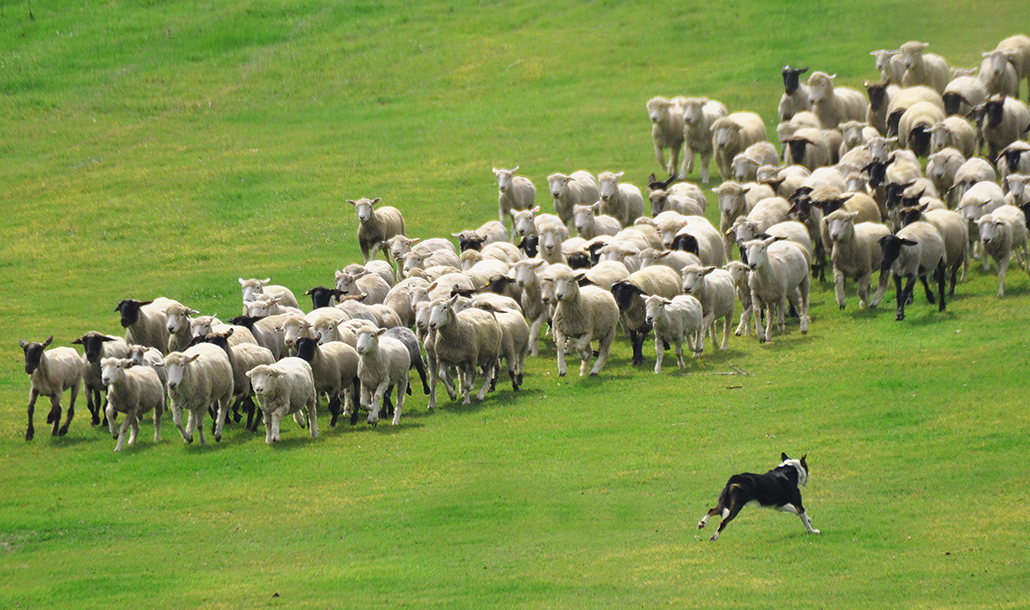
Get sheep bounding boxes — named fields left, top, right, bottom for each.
left=114, top=297, right=181, bottom=355
left=401, top=248, right=462, bottom=278
left=340, top=260, right=396, bottom=289
left=994, top=34, right=1030, bottom=99
left=643, top=294, right=705, bottom=373
left=609, top=266, right=682, bottom=366
left=245, top=358, right=318, bottom=443
left=839, top=121, right=880, bottom=156
left=463, top=258, right=511, bottom=292
left=899, top=41, right=950, bottom=94
left=713, top=181, right=757, bottom=260
left=71, top=331, right=130, bottom=426
left=550, top=267, right=620, bottom=377
left=886, top=86, right=946, bottom=137
left=547, top=171, right=599, bottom=226
left=476, top=304, right=529, bottom=392
left=711, top=112, right=768, bottom=181
left=292, top=336, right=359, bottom=427
left=646, top=178, right=707, bottom=217
left=1006, top=173, right=1030, bottom=206
left=382, top=276, right=430, bottom=328
left=927, top=148, right=966, bottom=203
left=226, top=314, right=289, bottom=361
left=898, top=204, right=970, bottom=292
left=782, top=127, right=837, bottom=170
left=807, top=71, right=867, bottom=129
left=822, top=210, right=892, bottom=310
left=976, top=205, right=1030, bottom=296
left=19, top=335, right=84, bottom=441
left=724, top=261, right=755, bottom=336
left=126, top=344, right=167, bottom=399
left=998, top=141, right=1030, bottom=190
left=878, top=221, right=948, bottom=320
left=164, top=302, right=200, bottom=354
left=243, top=295, right=304, bottom=318
left=509, top=206, right=567, bottom=242
left=349, top=197, right=406, bottom=263
left=729, top=196, right=794, bottom=253
left=493, top=166, right=536, bottom=237
left=871, top=49, right=906, bottom=84
left=680, top=265, right=735, bottom=352
left=99, top=358, right=164, bottom=451
left=667, top=216, right=725, bottom=268
left=864, top=80, right=902, bottom=134
left=238, top=278, right=299, bottom=313
left=733, top=220, right=813, bottom=255
left=427, top=295, right=501, bottom=407
left=189, top=316, right=258, bottom=347
left=647, top=96, right=687, bottom=178
left=952, top=157, right=997, bottom=204
left=453, top=221, right=508, bottom=251
left=778, top=66, right=811, bottom=121
left=196, top=329, right=276, bottom=435
left=596, top=172, right=644, bottom=226
left=508, top=259, right=551, bottom=356
left=743, top=237, right=811, bottom=342
left=898, top=101, right=946, bottom=157
left=639, top=249, right=701, bottom=276
left=980, top=50, right=1020, bottom=98
left=681, top=97, right=728, bottom=184
left=980, top=94, right=1030, bottom=161
left=731, top=142, right=781, bottom=182
left=959, top=181, right=1006, bottom=268
left=159, top=343, right=233, bottom=446
left=942, top=76, right=988, bottom=116
left=573, top=202, right=623, bottom=239
left=385, top=236, right=457, bottom=280
left=537, top=222, right=571, bottom=265
left=335, top=268, right=391, bottom=305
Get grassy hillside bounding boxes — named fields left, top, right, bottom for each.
left=2, top=1, right=1030, bottom=608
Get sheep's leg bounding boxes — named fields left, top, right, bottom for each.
left=590, top=330, right=615, bottom=377
left=195, top=409, right=207, bottom=446
left=834, top=268, right=849, bottom=310
left=393, top=378, right=407, bottom=425
left=327, top=392, right=341, bottom=427
left=528, top=314, right=545, bottom=357
left=59, top=383, right=77, bottom=436
left=674, top=337, right=685, bottom=369
left=464, top=365, right=480, bottom=405
left=413, top=355, right=431, bottom=395
left=86, top=388, right=101, bottom=426
left=428, top=362, right=438, bottom=411
left=182, top=409, right=197, bottom=444
left=682, top=145, right=695, bottom=177
left=798, top=279, right=810, bottom=334
left=114, top=412, right=132, bottom=452
left=555, top=329, right=568, bottom=377
left=171, top=404, right=187, bottom=441
left=294, top=408, right=307, bottom=429
left=699, top=151, right=712, bottom=184
left=369, top=382, right=388, bottom=424
left=654, top=142, right=668, bottom=175
left=919, top=273, right=936, bottom=304
left=153, top=404, right=163, bottom=443
left=720, top=314, right=732, bottom=350
left=574, top=334, right=594, bottom=377
left=307, top=396, right=319, bottom=439
left=46, top=393, right=63, bottom=437
left=269, top=408, right=286, bottom=443
left=213, top=398, right=230, bottom=443
left=734, top=303, right=751, bottom=336
left=106, top=403, right=119, bottom=440
left=870, top=268, right=890, bottom=308
left=996, top=252, right=1010, bottom=297
left=653, top=334, right=664, bottom=374
left=762, top=301, right=775, bottom=343
left=668, top=146, right=681, bottom=180
left=935, top=261, right=947, bottom=312
left=263, top=411, right=274, bottom=444
left=128, top=413, right=141, bottom=448
left=896, top=274, right=916, bottom=321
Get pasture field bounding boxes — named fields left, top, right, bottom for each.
left=2, top=0, right=1029, bottom=607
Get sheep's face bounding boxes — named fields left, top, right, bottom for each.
left=388, top=237, right=412, bottom=262
left=127, top=345, right=151, bottom=366
left=539, top=228, right=563, bottom=256
left=512, top=262, right=538, bottom=289
left=841, top=123, right=865, bottom=148
left=978, top=217, right=1005, bottom=246
left=731, top=219, right=760, bottom=244
left=100, top=357, right=130, bottom=387
left=512, top=209, right=537, bottom=237
left=647, top=98, right=671, bottom=124
left=548, top=175, right=570, bottom=200
left=190, top=317, right=217, bottom=339
left=402, top=252, right=426, bottom=275
left=682, top=100, right=704, bottom=126
left=246, top=367, right=276, bottom=397
left=353, top=200, right=374, bottom=222
left=866, top=137, right=893, bottom=163
left=984, top=51, right=1008, bottom=79
left=494, top=169, right=515, bottom=194
left=163, top=356, right=189, bottom=392
left=785, top=138, right=811, bottom=165
left=413, top=302, right=432, bottom=331
left=572, top=206, right=596, bottom=235
left=166, top=310, right=191, bottom=334
left=240, top=278, right=269, bottom=303
left=426, top=302, right=452, bottom=332
left=681, top=267, right=706, bottom=296
left=806, top=73, right=834, bottom=104
left=716, top=187, right=746, bottom=218
left=900, top=44, right=926, bottom=70
left=877, top=235, right=917, bottom=271
left=725, top=262, right=749, bottom=285
left=598, top=174, right=620, bottom=203
left=20, top=337, right=50, bottom=375
left=1007, top=175, right=1028, bottom=199
left=643, top=295, right=668, bottom=327
left=354, top=329, right=380, bottom=356
left=280, top=318, right=310, bottom=347
left=115, top=299, right=147, bottom=328
left=245, top=299, right=274, bottom=318
left=648, top=191, right=670, bottom=217
left=553, top=276, right=578, bottom=303
left=334, top=272, right=357, bottom=294
left=825, top=215, right=855, bottom=244
left=712, top=125, right=738, bottom=150
left=732, top=156, right=757, bottom=182
left=985, top=99, right=1006, bottom=128
left=539, top=278, right=557, bottom=305
left=74, top=332, right=114, bottom=364
left=744, top=240, right=772, bottom=272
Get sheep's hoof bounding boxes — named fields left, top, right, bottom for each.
left=895, top=313, right=905, bottom=321
left=90, top=416, right=100, bottom=426
left=215, top=434, right=222, bottom=443
left=111, top=433, right=119, bottom=440
left=25, top=428, right=34, bottom=441
left=839, top=303, right=846, bottom=311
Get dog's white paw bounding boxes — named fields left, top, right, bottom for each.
left=811, top=529, right=820, bottom=534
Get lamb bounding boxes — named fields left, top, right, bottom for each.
left=951, top=157, right=997, bottom=204
left=427, top=295, right=500, bottom=407
left=243, top=295, right=304, bottom=318
left=159, top=343, right=234, bottom=446
left=993, top=34, right=1030, bottom=99
left=647, top=96, right=687, bottom=178
left=349, top=197, right=406, bottom=263
left=550, top=267, right=620, bottom=377
left=680, top=265, right=736, bottom=352
left=493, top=166, right=536, bottom=237
left=942, top=76, right=988, bottom=116
left=226, top=314, right=289, bottom=361
left=976, top=205, right=1030, bottom=296
left=959, top=181, right=1006, bottom=268
left=871, top=50, right=906, bottom=84
left=980, top=94, right=1030, bottom=161
left=98, top=357, right=164, bottom=451
left=711, top=112, right=768, bottom=181
left=899, top=41, right=950, bottom=94
left=864, top=80, right=902, bottom=134
left=335, top=268, right=391, bottom=305
left=453, top=220, right=508, bottom=251
left=646, top=179, right=707, bottom=217
left=778, top=66, right=811, bottom=121
left=19, top=335, right=83, bottom=440
left=477, top=304, right=529, bottom=392
left=643, top=294, right=705, bottom=373
left=114, top=297, right=181, bottom=354
left=731, top=142, right=780, bottom=182
left=926, top=148, right=971, bottom=199
left=401, top=248, right=462, bottom=278
left=743, top=237, right=811, bottom=342
left=823, top=210, right=892, bottom=310
left=713, top=181, right=756, bottom=260
left=681, top=97, right=729, bottom=184
left=724, top=261, right=755, bottom=336
left=164, top=303, right=200, bottom=353
left=609, top=266, right=683, bottom=366
left=245, top=358, right=318, bottom=443
left=197, top=329, right=276, bottom=436
left=239, top=278, right=300, bottom=313
left=838, top=121, right=880, bottom=156
left=807, top=71, right=868, bottom=129
left=573, top=202, right=623, bottom=239
left=898, top=205, right=970, bottom=292
left=878, top=221, right=948, bottom=320
left=509, top=259, right=551, bottom=356
left=897, top=101, right=946, bottom=157
left=382, top=276, right=430, bottom=328
left=293, top=336, right=359, bottom=427
left=980, top=50, right=1020, bottom=98
left=597, top=172, right=645, bottom=226
left=72, top=331, right=130, bottom=426
left=547, top=171, right=599, bottom=226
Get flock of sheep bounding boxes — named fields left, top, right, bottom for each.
left=19, top=35, right=1030, bottom=450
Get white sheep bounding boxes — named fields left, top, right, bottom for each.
left=596, top=171, right=644, bottom=226
left=550, top=267, right=620, bottom=377
left=115, top=297, right=181, bottom=355
left=1006, top=173, right=1030, bottom=206
left=547, top=171, right=599, bottom=226
left=898, top=205, right=970, bottom=291
left=238, top=278, right=300, bottom=313
left=243, top=294, right=304, bottom=318
left=976, top=205, right=1030, bottom=296
left=951, top=157, right=997, bottom=204
left=681, top=97, right=729, bottom=184
left=354, top=328, right=411, bottom=425
left=994, top=34, right=1030, bottom=99
left=980, top=94, right=1030, bottom=162
left=643, top=294, right=704, bottom=373
left=980, top=50, right=1020, bottom=98
left=226, top=314, right=289, bottom=361
left=401, top=248, right=462, bottom=278
left=335, top=268, right=391, bottom=305
left=713, top=181, right=755, bottom=260
left=381, top=276, right=431, bottom=328
left=731, top=142, right=780, bottom=182
left=164, top=302, right=200, bottom=354
left=729, top=196, right=793, bottom=249
left=385, top=236, right=457, bottom=281
left=160, top=343, right=234, bottom=446
left=724, top=261, right=755, bottom=336
left=349, top=197, right=406, bottom=263
left=878, top=221, right=948, bottom=320
left=823, top=210, right=892, bottom=310
left=509, top=206, right=568, bottom=242
left=778, top=66, right=812, bottom=121
left=427, top=295, right=501, bottom=407
left=928, top=117, right=976, bottom=159
left=245, top=358, right=318, bottom=444
left=885, top=85, right=945, bottom=137
left=478, top=304, right=530, bottom=392
left=871, top=50, right=906, bottom=84
left=711, top=112, right=768, bottom=181
left=509, top=259, right=551, bottom=356
left=667, top=216, right=725, bottom=268
left=897, top=101, right=946, bottom=158
left=493, top=166, right=536, bottom=237
left=647, top=96, right=687, bottom=178
left=899, top=41, right=950, bottom=94
left=838, top=121, right=880, bottom=156
left=942, top=76, right=988, bottom=116
left=19, top=335, right=84, bottom=440
left=100, top=358, right=165, bottom=451
left=807, top=71, right=867, bottom=129
left=72, top=331, right=131, bottom=426
left=744, top=237, right=811, bottom=342
left=638, top=248, right=701, bottom=275
left=959, top=180, right=1006, bottom=268
left=573, top=202, right=623, bottom=239
left=680, top=265, right=736, bottom=352
left=198, top=329, right=276, bottom=437
left=647, top=182, right=707, bottom=217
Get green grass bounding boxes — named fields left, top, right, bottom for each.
left=3, top=0, right=1030, bottom=607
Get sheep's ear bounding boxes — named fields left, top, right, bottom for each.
left=614, top=171, right=624, bottom=180
left=334, top=270, right=345, bottom=279
left=186, top=354, right=201, bottom=364
left=369, top=197, right=381, bottom=206
left=702, top=266, right=717, bottom=275
left=375, top=327, right=388, bottom=336
left=42, top=335, right=53, bottom=348
left=899, top=238, right=918, bottom=246
left=224, top=328, right=235, bottom=338
left=448, top=293, right=461, bottom=306
left=531, top=206, right=541, bottom=214
left=347, top=200, right=357, bottom=206
left=511, top=165, right=519, bottom=173
left=238, top=278, right=247, bottom=286
left=19, top=339, right=28, bottom=350
left=71, top=336, right=83, bottom=345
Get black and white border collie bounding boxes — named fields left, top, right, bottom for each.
left=698, top=453, right=820, bottom=541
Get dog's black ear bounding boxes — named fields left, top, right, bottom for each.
left=801, top=454, right=808, bottom=469
left=781, top=452, right=790, bottom=461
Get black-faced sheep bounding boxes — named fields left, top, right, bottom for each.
left=19, top=335, right=83, bottom=440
